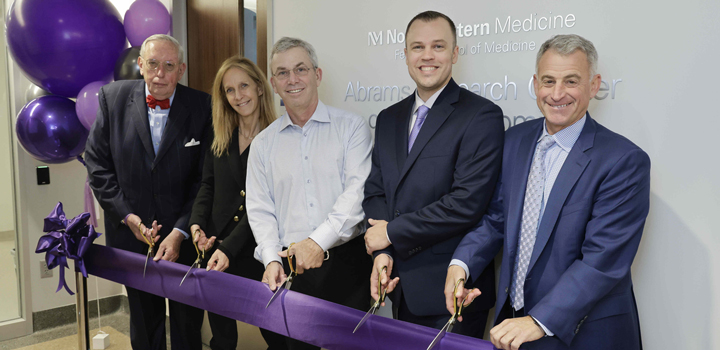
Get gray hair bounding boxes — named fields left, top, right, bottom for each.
left=536, top=34, right=598, bottom=76
left=140, top=34, right=185, bottom=65
left=270, top=37, right=319, bottom=69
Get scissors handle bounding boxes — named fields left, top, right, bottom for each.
left=453, top=278, right=470, bottom=317
left=287, top=243, right=296, bottom=275
left=192, top=228, right=205, bottom=259
left=377, top=266, right=388, bottom=303
left=140, top=223, right=154, bottom=248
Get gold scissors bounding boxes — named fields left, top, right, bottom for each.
left=353, top=266, right=388, bottom=333
left=179, top=233, right=205, bottom=286
left=266, top=243, right=297, bottom=308
left=140, top=223, right=155, bottom=278
left=426, top=279, right=471, bottom=350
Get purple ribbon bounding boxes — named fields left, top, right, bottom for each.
left=35, top=202, right=101, bottom=295
left=84, top=244, right=496, bottom=350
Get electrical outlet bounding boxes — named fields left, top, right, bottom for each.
left=40, top=260, right=53, bottom=278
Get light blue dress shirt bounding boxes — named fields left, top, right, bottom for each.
left=144, top=85, right=188, bottom=239
left=450, top=115, right=586, bottom=335
left=246, top=101, right=372, bottom=267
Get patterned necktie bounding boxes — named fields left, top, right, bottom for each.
left=510, top=134, right=556, bottom=310
left=408, top=105, right=430, bottom=152
left=146, top=95, right=170, bottom=109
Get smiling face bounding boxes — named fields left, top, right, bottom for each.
left=534, top=49, right=601, bottom=134
left=222, top=67, right=262, bottom=120
left=270, top=47, right=322, bottom=115
left=405, top=18, right=458, bottom=101
left=138, top=40, right=186, bottom=100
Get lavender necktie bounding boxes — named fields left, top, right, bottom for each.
left=510, top=135, right=555, bottom=310
left=408, top=105, right=430, bottom=152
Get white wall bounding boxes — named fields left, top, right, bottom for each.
left=0, top=2, right=15, bottom=234
left=271, top=1, right=720, bottom=349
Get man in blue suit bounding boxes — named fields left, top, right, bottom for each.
left=363, top=11, right=504, bottom=337
left=446, top=34, right=650, bottom=350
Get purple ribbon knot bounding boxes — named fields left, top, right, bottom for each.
left=35, top=202, right=101, bottom=295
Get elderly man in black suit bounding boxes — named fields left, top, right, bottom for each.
left=85, top=34, right=212, bottom=350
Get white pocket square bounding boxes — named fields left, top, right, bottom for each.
left=184, top=138, right=200, bottom=147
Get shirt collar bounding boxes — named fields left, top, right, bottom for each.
left=279, top=100, right=330, bottom=131
left=540, top=113, right=586, bottom=152
left=413, top=83, right=447, bottom=115
left=144, top=84, right=176, bottom=108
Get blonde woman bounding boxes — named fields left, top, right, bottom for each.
left=189, top=56, right=283, bottom=350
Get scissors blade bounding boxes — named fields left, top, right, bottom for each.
left=426, top=321, right=451, bottom=350
left=143, top=249, right=151, bottom=278
left=179, top=261, right=198, bottom=286
left=353, top=305, right=377, bottom=333
left=265, top=279, right=288, bottom=308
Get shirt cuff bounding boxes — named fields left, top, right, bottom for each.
left=308, top=221, right=338, bottom=252
left=174, top=228, right=190, bottom=240
left=121, top=213, right=132, bottom=225
left=449, top=259, right=471, bottom=281
left=261, top=245, right=283, bottom=268
left=530, top=315, right=554, bottom=337
left=385, top=226, right=392, bottom=244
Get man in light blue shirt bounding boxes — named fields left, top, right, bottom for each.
left=246, top=37, right=373, bottom=350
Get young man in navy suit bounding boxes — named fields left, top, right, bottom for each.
left=362, top=11, right=505, bottom=337
left=447, top=34, right=650, bottom=350
left=85, top=34, right=212, bottom=350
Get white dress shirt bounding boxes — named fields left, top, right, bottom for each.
left=246, top=101, right=372, bottom=267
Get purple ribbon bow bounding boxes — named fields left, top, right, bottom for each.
left=35, top=202, right=101, bottom=295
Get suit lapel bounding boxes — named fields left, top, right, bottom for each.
left=506, top=123, right=543, bottom=252
left=394, top=96, right=413, bottom=172
left=397, top=80, right=459, bottom=183
left=153, top=85, right=191, bottom=168
left=527, top=116, right=595, bottom=273
left=130, top=82, right=155, bottom=159
left=228, top=128, right=244, bottom=187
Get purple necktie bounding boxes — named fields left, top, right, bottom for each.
left=408, top=105, right=430, bottom=152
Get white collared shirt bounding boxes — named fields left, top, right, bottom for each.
left=246, top=101, right=372, bottom=267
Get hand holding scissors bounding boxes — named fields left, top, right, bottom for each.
left=266, top=243, right=297, bottom=308
left=353, top=266, right=388, bottom=333
left=179, top=233, right=205, bottom=286
left=426, top=279, right=473, bottom=350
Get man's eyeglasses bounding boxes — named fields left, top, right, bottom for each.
left=143, top=58, right=178, bottom=73
left=273, top=66, right=314, bottom=81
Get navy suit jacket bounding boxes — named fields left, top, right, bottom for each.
left=363, top=79, right=504, bottom=316
left=85, top=80, right=212, bottom=259
left=453, top=114, right=649, bottom=349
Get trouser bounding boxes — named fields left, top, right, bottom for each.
left=280, top=235, right=373, bottom=350
left=204, top=251, right=286, bottom=350
left=126, top=286, right=204, bottom=350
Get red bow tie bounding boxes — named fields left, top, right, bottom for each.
left=146, top=95, right=171, bottom=110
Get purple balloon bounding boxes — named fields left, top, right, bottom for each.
left=16, top=96, right=89, bottom=164
left=5, top=0, right=126, bottom=98
left=76, top=81, right=107, bottom=130
left=124, top=0, right=172, bottom=47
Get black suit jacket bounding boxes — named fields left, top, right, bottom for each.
left=189, top=128, right=256, bottom=262
left=85, top=80, right=212, bottom=260
left=363, top=79, right=504, bottom=316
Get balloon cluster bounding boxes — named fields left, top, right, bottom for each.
left=6, top=0, right=171, bottom=164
